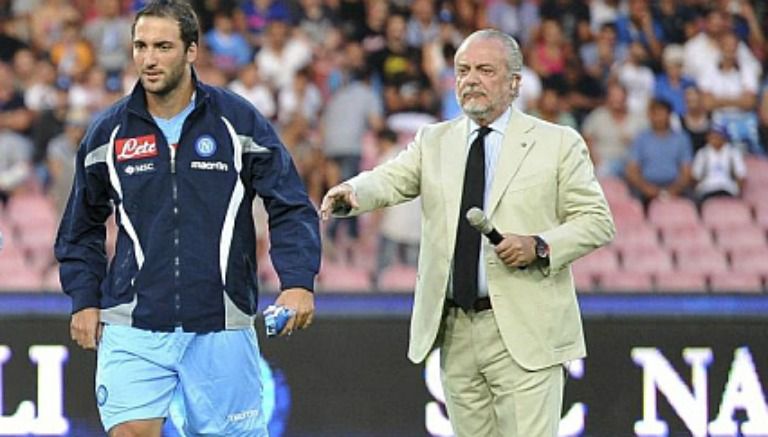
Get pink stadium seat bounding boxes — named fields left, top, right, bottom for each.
left=654, top=271, right=707, bottom=293
left=647, top=197, right=700, bottom=231
left=572, top=265, right=596, bottom=292
left=608, top=197, right=645, bottom=231
left=744, top=156, right=768, bottom=182
left=659, top=223, right=714, bottom=252
left=0, top=268, right=41, bottom=292
left=742, top=183, right=765, bottom=208
left=599, top=271, right=653, bottom=292
left=599, top=176, right=631, bottom=204
left=572, top=246, right=620, bottom=280
left=701, top=198, right=754, bottom=232
left=5, top=193, right=58, bottom=229
left=713, top=225, right=767, bottom=252
left=755, top=204, right=768, bottom=230
left=621, top=245, right=674, bottom=275
left=729, top=247, right=768, bottom=278
left=40, top=266, right=62, bottom=292
left=675, top=245, right=729, bottom=274
left=377, top=264, right=417, bottom=292
left=709, top=272, right=764, bottom=293
left=319, top=261, right=372, bottom=292
left=611, top=223, right=659, bottom=253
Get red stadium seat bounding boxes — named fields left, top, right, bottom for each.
left=675, top=245, right=729, bottom=274
left=599, top=176, right=631, bottom=204
left=572, top=265, right=597, bottom=292
left=709, top=272, right=764, bottom=293
left=5, top=193, right=58, bottom=230
left=647, top=197, right=700, bottom=231
left=377, top=264, right=417, bottom=292
left=654, top=271, right=707, bottom=293
left=599, top=271, right=653, bottom=292
left=701, top=198, right=754, bottom=232
left=659, top=222, right=714, bottom=252
left=744, top=156, right=768, bottom=182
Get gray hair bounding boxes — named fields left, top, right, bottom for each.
left=457, top=29, right=523, bottom=79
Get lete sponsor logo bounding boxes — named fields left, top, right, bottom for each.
left=116, top=135, right=158, bottom=162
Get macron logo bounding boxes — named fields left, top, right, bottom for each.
left=116, top=135, right=158, bottom=162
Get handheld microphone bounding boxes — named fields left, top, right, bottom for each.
left=466, top=207, right=503, bottom=245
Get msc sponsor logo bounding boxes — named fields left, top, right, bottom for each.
left=190, top=161, right=229, bottom=172
left=124, top=162, right=155, bottom=175
left=116, top=135, right=158, bottom=162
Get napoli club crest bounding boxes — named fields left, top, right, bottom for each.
left=195, top=135, right=217, bottom=158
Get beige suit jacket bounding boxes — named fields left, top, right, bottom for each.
left=343, top=108, right=615, bottom=370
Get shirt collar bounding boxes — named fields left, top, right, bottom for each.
left=468, top=105, right=513, bottom=137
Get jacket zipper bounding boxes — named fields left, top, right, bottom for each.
left=170, top=143, right=181, bottom=325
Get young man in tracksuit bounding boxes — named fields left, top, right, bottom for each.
left=54, top=1, right=320, bottom=435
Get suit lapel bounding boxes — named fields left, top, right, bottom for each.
left=486, top=109, right=536, bottom=216
left=441, top=118, right=470, bottom=239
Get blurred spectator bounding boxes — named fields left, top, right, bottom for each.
left=369, top=14, right=432, bottom=114
left=12, top=48, right=36, bottom=91
left=277, top=66, right=322, bottom=127
left=0, top=130, right=32, bottom=204
left=50, top=19, right=94, bottom=81
left=68, top=67, right=107, bottom=114
left=612, top=41, right=655, bottom=116
left=683, top=8, right=761, bottom=86
left=581, top=23, right=628, bottom=84
left=321, top=65, right=383, bottom=244
left=561, top=58, right=602, bottom=124
left=654, top=44, right=696, bottom=117
left=28, top=0, right=79, bottom=52
left=228, top=63, right=276, bottom=119
left=615, top=0, right=664, bottom=60
left=715, top=0, right=765, bottom=57
left=512, top=65, right=542, bottom=113
left=46, top=108, right=89, bottom=216
left=255, top=18, right=312, bottom=91
left=297, top=0, right=338, bottom=44
left=83, top=0, right=132, bottom=76
left=582, top=82, right=647, bottom=177
left=30, top=81, right=68, bottom=170
left=205, top=10, right=252, bottom=76
left=625, top=99, right=693, bottom=206
left=190, top=0, right=239, bottom=34
left=357, top=0, right=388, bottom=53
left=0, top=16, right=27, bottom=63
left=760, top=86, right=768, bottom=149
left=0, top=63, right=33, bottom=134
left=700, top=32, right=763, bottom=155
left=589, top=0, right=620, bottom=33
left=653, top=0, right=695, bottom=45
left=691, top=124, right=747, bottom=205
left=528, top=18, right=570, bottom=81
left=405, top=0, right=439, bottom=48
left=372, top=128, right=420, bottom=279
left=452, top=0, right=487, bottom=37
left=539, top=0, right=591, bottom=48
left=239, top=0, right=292, bottom=48
left=24, top=56, right=59, bottom=112
left=529, top=86, right=577, bottom=129
left=681, top=86, right=712, bottom=153
left=486, top=0, right=539, bottom=46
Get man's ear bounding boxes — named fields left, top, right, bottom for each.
left=186, top=42, right=198, bottom=64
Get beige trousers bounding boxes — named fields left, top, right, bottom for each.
left=439, top=307, right=564, bottom=437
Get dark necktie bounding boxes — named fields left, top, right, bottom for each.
left=452, top=126, right=491, bottom=311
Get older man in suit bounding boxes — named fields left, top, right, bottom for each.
left=320, top=29, right=615, bottom=437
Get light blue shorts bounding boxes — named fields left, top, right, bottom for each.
left=96, top=324, right=268, bottom=436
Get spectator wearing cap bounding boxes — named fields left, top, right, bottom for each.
left=625, top=98, right=693, bottom=206
left=691, top=124, right=747, bottom=205
left=654, top=43, right=696, bottom=117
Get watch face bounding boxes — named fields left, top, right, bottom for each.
left=535, top=237, right=549, bottom=258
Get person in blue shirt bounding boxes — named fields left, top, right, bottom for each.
left=625, top=98, right=693, bottom=207
left=55, top=1, right=320, bottom=435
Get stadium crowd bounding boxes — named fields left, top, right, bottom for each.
left=0, top=0, right=767, bottom=293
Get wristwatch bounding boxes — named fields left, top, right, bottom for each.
left=533, top=236, right=550, bottom=266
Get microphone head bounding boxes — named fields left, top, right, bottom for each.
left=466, top=207, right=492, bottom=234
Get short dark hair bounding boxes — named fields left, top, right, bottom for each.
left=132, top=0, right=200, bottom=50
left=649, top=98, right=672, bottom=113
